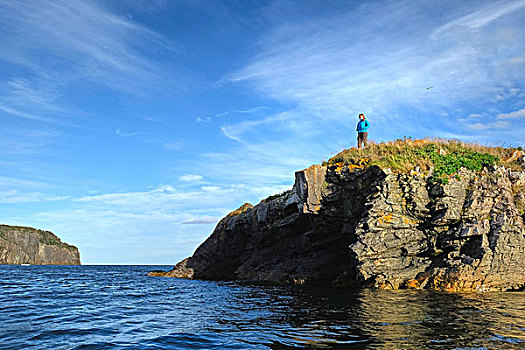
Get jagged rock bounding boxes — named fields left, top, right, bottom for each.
left=148, top=258, right=193, bottom=278
left=0, top=225, right=80, bottom=265
left=150, top=163, right=525, bottom=292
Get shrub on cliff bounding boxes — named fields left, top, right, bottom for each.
left=414, top=144, right=499, bottom=183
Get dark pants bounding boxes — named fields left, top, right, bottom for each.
left=358, top=132, right=368, bottom=148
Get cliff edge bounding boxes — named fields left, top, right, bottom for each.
left=150, top=140, right=525, bottom=291
left=0, top=225, right=80, bottom=265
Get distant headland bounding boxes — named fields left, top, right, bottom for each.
left=0, top=225, right=80, bottom=265
left=149, top=139, right=525, bottom=292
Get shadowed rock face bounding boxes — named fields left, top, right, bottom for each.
left=0, top=225, right=80, bottom=265
left=150, top=163, right=525, bottom=292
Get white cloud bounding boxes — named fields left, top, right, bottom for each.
left=497, top=108, right=525, bottom=119
left=467, top=120, right=511, bottom=130
left=178, top=174, right=203, bottom=182
left=196, top=116, right=212, bottom=123
left=220, top=125, right=243, bottom=142
left=180, top=216, right=219, bottom=225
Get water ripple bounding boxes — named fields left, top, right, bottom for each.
left=0, top=265, right=523, bottom=349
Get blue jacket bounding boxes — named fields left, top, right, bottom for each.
left=356, top=119, right=370, bottom=133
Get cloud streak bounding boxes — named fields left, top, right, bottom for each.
left=0, top=0, right=172, bottom=90
left=432, top=0, right=525, bottom=36
left=115, top=129, right=143, bottom=137
left=0, top=190, right=69, bottom=204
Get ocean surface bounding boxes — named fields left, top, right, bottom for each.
left=0, top=265, right=523, bottom=349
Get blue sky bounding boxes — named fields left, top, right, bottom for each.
left=1, top=0, right=524, bottom=264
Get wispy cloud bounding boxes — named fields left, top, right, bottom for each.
left=231, top=106, right=270, bottom=114
left=0, top=126, right=60, bottom=155
left=115, top=128, right=143, bottom=137
left=162, top=141, right=184, bottom=151
left=178, top=174, right=203, bottom=182
left=432, top=0, right=525, bottom=36
left=0, top=176, right=52, bottom=190
left=0, top=0, right=182, bottom=140
left=0, top=104, right=58, bottom=124
left=220, top=111, right=302, bottom=143
left=0, top=190, right=69, bottom=203
left=0, top=0, right=173, bottom=92
left=196, top=107, right=269, bottom=124
left=229, top=0, right=525, bottom=141
left=0, top=0, right=186, bottom=193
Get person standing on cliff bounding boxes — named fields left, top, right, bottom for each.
left=356, top=113, right=370, bottom=148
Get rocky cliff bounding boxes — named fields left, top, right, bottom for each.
left=150, top=142, right=525, bottom=291
left=0, top=225, right=80, bottom=265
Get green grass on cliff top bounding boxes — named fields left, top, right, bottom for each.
left=325, top=138, right=523, bottom=183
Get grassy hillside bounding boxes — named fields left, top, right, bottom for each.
left=325, top=138, right=523, bottom=184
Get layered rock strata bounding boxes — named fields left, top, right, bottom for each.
left=151, top=162, right=525, bottom=291
left=0, top=225, right=80, bottom=265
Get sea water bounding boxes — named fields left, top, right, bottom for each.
left=0, top=265, right=523, bottom=349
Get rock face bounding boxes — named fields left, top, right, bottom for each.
left=0, top=225, right=80, bottom=265
left=151, top=162, right=525, bottom=292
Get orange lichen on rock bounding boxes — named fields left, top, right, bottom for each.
left=405, top=278, right=421, bottom=289
left=227, top=203, right=253, bottom=217
left=377, top=213, right=417, bottom=226
left=330, top=161, right=369, bottom=174
left=333, top=162, right=345, bottom=173
left=378, top=213, right=394, bottom=224
left=504, top=150, right=524, bottom=162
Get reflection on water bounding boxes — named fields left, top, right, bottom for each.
left=354, top=290, right=525, bottom=349
left=0, top=265, right=523, bottom=349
